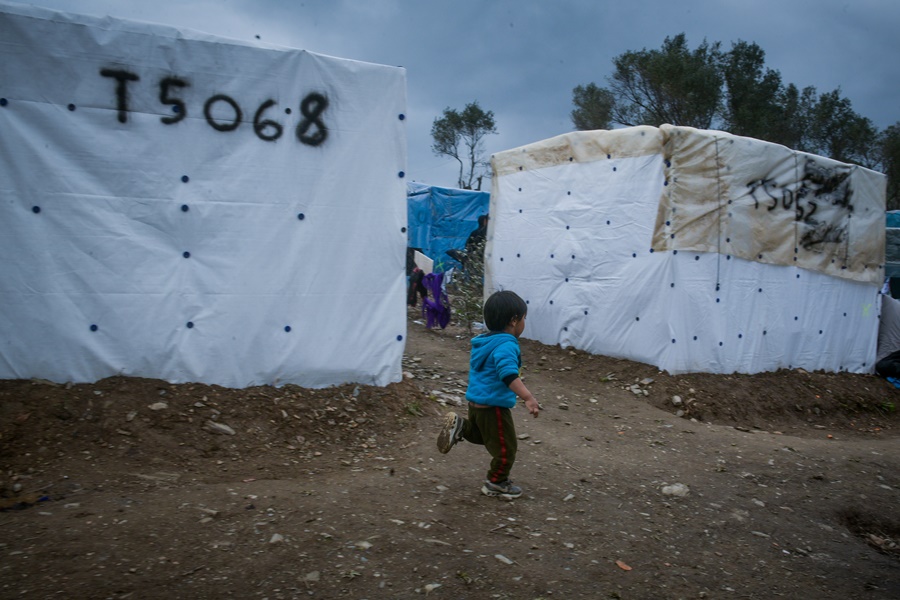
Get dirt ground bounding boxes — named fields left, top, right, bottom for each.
left=2, top=306, right=900, bottom=600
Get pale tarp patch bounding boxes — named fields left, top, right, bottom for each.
left=654, top=125, right=885, bottom=285
left=491, top=126, right=663, bottom=177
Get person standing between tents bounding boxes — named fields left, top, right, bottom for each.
left=464, top=214, right=489, bottom=257
left=447, top=214, right=489, bottom=274
left=436, top=290, right=540, bottom=499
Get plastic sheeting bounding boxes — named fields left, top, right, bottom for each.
left=887, top=211, right=900, bottom=228
left=407, top=182, right=489, bottom=272
left=878, top=295, right=900, bottom=363
left=488, top=126, right=885, bottom=375
left=886, top=229, right=900, bottom=280
left=0, top=3, right=408, bottom=388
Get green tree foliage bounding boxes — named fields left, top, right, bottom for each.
left=446, top=236, right=486, bottom=334
left=570, top=83, right=614, bottom=131
left=605, top=33, right=723, bottom=129
left=571, top=34, right=895, bottom=207
left=720, top=40, right=784, bottom=141
left=806, top=89, right=877, bottom=167
left=771, top=83, right=817, bottom=151
left=431, top=101, right=497, bottom=190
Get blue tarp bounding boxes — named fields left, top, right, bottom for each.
left=888, top=211, right=900, bottom=228
left=407, top=182, right=489, bottom=272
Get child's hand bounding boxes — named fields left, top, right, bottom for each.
left=510, top=379, right=539, bottom=417
left=524, top=396, right=540, bottom=418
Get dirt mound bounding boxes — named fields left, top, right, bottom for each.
left=517, top=336, right=897, bottom=438
left=1, top=376, right=424, bottom=496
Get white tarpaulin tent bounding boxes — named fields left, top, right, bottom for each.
left=0, top=3, right=407, bottom=388
left=488, top=125, right=886, bottom=375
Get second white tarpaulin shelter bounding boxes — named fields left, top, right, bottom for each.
left=487, top=125, right=886, bottom=375
left=0, top=3, right=407, bottom=388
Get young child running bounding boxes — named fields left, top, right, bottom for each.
left=436, top=290, right=540, bottom=499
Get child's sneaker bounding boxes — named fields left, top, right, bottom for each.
left=481, top=479, right=522, bottom=499
left=436, top=412, right=464, bottom=454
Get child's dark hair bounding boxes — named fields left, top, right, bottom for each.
left=483, top=290, right=527, bottom=332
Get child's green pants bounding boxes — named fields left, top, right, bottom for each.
left=463, top=403, right=518, bottom=483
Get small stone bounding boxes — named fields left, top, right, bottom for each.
left=269, top=533, right=285, bottom=544
left=148, top=402, right=168, bottom=411
left=671, top=395, right=683, bottom=406
left=517, top=433, right=530, bottom=440
left=494, top=554, right=514, bottom=565
left=558, top=404, right=569, bottom=410
left=305, top=571, right=320, bottom=582
left=563, top=494, right=575, bottom=502
left=205, top=421, right=236, bottom=435
left=423, top=538, right=451, bottom=546
left=661, top=483, right=690, bottom=497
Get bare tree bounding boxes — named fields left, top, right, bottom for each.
left=431, top=101, right=497, bottom=190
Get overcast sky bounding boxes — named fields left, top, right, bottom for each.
left=13, top=0, right=900, bottom=188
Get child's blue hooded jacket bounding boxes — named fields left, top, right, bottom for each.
left=465, top=332, right=521, bottom=408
